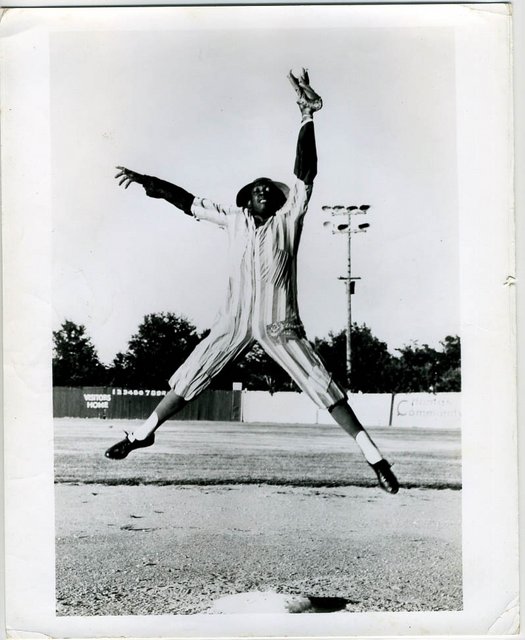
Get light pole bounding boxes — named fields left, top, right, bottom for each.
left=322, top=204, right=370, bottom=386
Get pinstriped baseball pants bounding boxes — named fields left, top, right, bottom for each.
left=168, top=317, right=346, bottom=409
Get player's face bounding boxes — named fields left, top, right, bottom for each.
left=248, top=181, right=281, bottom=221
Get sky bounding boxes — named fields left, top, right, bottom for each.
left=50, top=8, right=459, bottom=365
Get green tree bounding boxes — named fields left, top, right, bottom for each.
left=392, top=342, right=439, bottom=392
left=238, top=343, right=299, bottom=392
left=435, top=335, right=461, bottom=391
left=314, top=324, right=395, bottom=393
left=207, top=342, right=300, bottom=393
left=313, top=327, right=461, bottom=393
left=350, top=325, right=396, bottom=392
left=52, top=320, right=107, bottom=386
left=110, top=312, right=202, bottom=388
left=313, top=330, right=347, bottom=388
left=392, top=335, right=461, bottom=392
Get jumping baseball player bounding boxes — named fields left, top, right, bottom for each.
left=105, top=69, right=399, bottom=494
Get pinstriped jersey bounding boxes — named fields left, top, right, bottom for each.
left=191, top=179, right=312, bottom=340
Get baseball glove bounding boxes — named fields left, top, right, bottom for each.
left=287, top=68, right=323, bottom=113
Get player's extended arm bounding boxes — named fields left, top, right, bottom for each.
left=294, top=119, right=317, bottom=185
left=115, top=167, right=195, bottom=216
left=288, top=69, right=323, bottom=186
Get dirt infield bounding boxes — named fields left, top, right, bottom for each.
left=54, top=420, right=462, bottom=616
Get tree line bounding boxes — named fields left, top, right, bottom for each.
left=52, top=313, right=461, bottom=393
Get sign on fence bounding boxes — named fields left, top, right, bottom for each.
left=391, top=393, right=461, bottom=429
left=53, top=386, right=242, bottom=422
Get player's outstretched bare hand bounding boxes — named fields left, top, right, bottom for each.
left=287, top=68, right=323, bottom=115
left=115, top=166, right=144, bottom=189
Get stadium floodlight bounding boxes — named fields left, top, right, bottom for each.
left=322, top=203, right=372, bottom=384
left=323, top=220, right=349, bottom=233
left=323, top=204, right=347, bottom=212
left=322, top=219, right=370, bottom=235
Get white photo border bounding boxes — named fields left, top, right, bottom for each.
left=1, top=4, right=518, bottom=638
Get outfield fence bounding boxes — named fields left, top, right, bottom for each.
left=53, top=387, right=242, bottom=422
left=53, top=386, right=460, bottom=428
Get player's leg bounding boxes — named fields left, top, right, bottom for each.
left=105, top=322, right=252, bottom=459
left=257, top=334, right=399, bottom=493
left=327, top=399, right=398, bottom=494
left=104, top=390, right=187, bottom=459
left=125, top=390, right=188, bottom=441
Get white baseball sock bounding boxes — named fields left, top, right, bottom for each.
left=355, top=431, right=382, bottom=465
left=128, top=412, right=159, bottom=442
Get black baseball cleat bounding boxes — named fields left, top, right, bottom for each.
left=370, top=459, right=399, bottom=494
left=104, top=432, right=155, bottom=460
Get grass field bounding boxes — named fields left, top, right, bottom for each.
left=55, top=419, right=462, bottom=616
left=55, top=418, right=461, bottom=489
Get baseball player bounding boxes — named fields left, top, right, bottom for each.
left=105, top=69, right=399, bottom=494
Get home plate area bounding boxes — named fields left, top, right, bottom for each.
left=207, top=592, right=352, bottom=614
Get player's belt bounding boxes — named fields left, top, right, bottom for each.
left=267, top=318, right=306, bottom=342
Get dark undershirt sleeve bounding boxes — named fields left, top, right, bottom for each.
left=141, top=175, right=195, bottom=215
left=293, top=120, right=318, bottom=185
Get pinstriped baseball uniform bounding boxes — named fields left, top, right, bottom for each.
left=168, top=124, right=346, bottom=408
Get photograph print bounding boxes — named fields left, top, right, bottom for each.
left=2, top=4, right=517, bottom=638
left=51, top=6, right=462, bottom=619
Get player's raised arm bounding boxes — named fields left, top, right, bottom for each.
left=114, top=166, right=195, bottom=216
left=287, top=69, right=322, bottom=185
